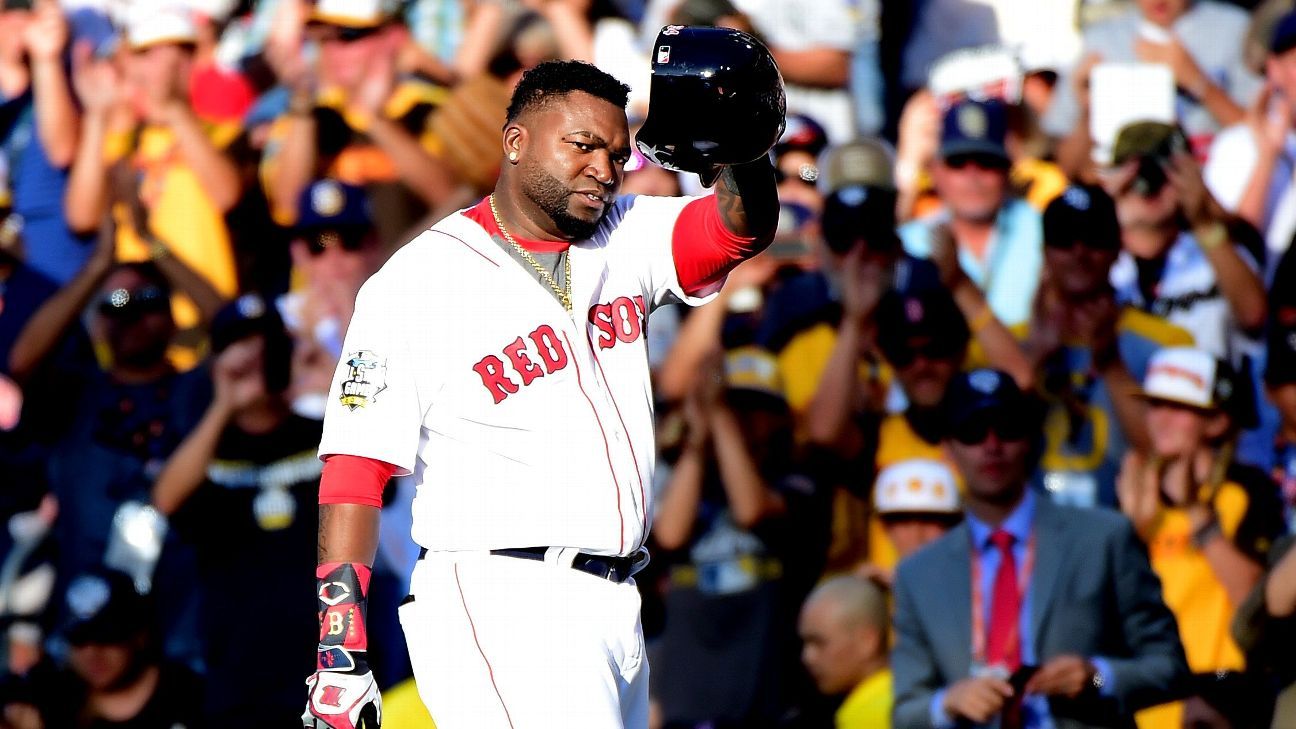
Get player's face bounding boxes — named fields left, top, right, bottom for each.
left=517, top=91, right=631, bottom=240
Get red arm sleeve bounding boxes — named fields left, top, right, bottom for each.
left=672, top=196, right=765, bottom=297
left=318, top=454, right=399, bottom=509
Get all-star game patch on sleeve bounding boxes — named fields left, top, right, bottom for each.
left=318, top=278, right=426, bottom=475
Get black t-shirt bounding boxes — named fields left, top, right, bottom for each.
left=170, top=414, right=322, bottom=722
left=654, top=468, right=832, bottom=725
left=34, top=661, right=204, bottom=729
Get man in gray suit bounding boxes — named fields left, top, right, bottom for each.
left=891, top=369, right=1189, bottom=729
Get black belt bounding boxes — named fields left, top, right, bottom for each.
left=417, top=546, right=650, bottom=583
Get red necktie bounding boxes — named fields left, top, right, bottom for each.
left=986, top=529, right=1021, bottom=671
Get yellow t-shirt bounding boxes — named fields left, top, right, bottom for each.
left=381, top=678, right=437, bottom=728
left=836, top=668, right=892, bottom=729
left=869, top=413, right=960, bottom=572
left=1011, top=158, right=1069, bottom=212
left=261, top=79, right=448, bottom=226
left=1149, top=481, right=1252, bottom=673
left=1136, top=476, right=1269, bottom=729
left=106, top=122, right=241, bottom=369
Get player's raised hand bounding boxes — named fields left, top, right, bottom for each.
left=303, top=669, right=382, bottom=729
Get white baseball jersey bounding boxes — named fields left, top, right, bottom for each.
left=318, top=194, right=717, bottom=557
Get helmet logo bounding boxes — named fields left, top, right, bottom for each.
left=662, top=25, right=682, bottom=36
left=657, top=45, right=671, bottom=64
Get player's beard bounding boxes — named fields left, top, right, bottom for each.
left=524, top=166, right=607, bottom=240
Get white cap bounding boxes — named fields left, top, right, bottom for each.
left=311, top=0, right=387, bottom=28
left=1141, top=346, right=1223, bottom=410
left=126, top=2, right=197, bottom=50
left=186, top=0, right=239, bottom=23
left=874, top=459, right=960, bottom=515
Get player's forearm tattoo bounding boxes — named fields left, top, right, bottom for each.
left=317, top=504, right=333, bottom=563
left=715, top=158, right=779, bottom=241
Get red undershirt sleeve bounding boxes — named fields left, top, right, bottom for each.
left=672, top=196, right=764, bottom=297
left=318, top=454, right=399, bottom=509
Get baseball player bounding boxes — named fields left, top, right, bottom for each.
left=303, top=38, right=784, bottom=729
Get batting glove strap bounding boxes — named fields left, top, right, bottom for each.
left=316, top=562, right=371, bottom=671
left=317, top=645, right=369, bottom=674
left=303, top=669, right=382, bottom=729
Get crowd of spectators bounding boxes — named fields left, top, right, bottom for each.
left=0, top=0, right=1294, bottom=727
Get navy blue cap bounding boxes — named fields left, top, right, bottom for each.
left=1273, top=10, right=1296, bottom=55
left=62, top=569, right=150, bottom=646
left=774, top=114, right=829, bottom=159
left=943, top=368, right=1032, bottom=429
left=821, top=185, right=899, bottom=254
left=210, top=293, right=286, bottom=354
left=875, top=287, right=970, bottom=363
left=1043, top=184, right=1121, bottom=250
left=939, top=99, right=1008, bottom=162
left=295, top=179, right=372, bottom=232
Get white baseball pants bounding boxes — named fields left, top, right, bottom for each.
left=399, top=550, right=649, bottom=729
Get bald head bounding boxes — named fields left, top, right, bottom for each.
left=806, top=575, right=889, bottom=633
left=799, top=576, right=889, bottom=696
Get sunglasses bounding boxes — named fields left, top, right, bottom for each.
left=314, top=24, right=383, bottom=44
left=951, top=414, right=1032, bottom=445
left=307, top=229, right=370, bottom=256
left=97, top=285, right=169, bottom=318
left=943, top=153, right=1010, bottom=171
left=887, top=338, right=963, bottom=368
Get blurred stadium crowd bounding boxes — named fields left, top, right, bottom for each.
left=0, top=0, right=1294, bottom=727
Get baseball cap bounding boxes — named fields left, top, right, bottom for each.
left=210, top=293, right=285, bottom=354
left=875, top=288, right=970, bottom=366
left=821, top=138, right=895, bottom=193
left=873, top=459, right=961, bottom=516
left=938, top=99, right=1009, bottom=162
left=774, top=114, right=830, bottom=160
left=1110, top=121, right=1187, bottom=167
left=310, top=0, right=390, bottom=29
left=62, top=569, right=150, bottom=646
left=296, top=179, right=374, bottom=243
left=819, top=139, right=899, bottom=253
left=1139, top=347, right=1233, bottom=410
left=1272, top=10, right=1296, bottom=55
left=943, top=368, right=1039, bottom=442
left=1043, top=184, right=1121, bottom=250
left=125, top=2, right=197, bottom=50
left=724, top=346, right=784, bottom=402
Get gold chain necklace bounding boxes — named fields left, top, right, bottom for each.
left=489, top=195, right=572, bottom=312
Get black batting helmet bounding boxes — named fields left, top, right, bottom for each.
left=635, top=25, right=786, bottom=187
